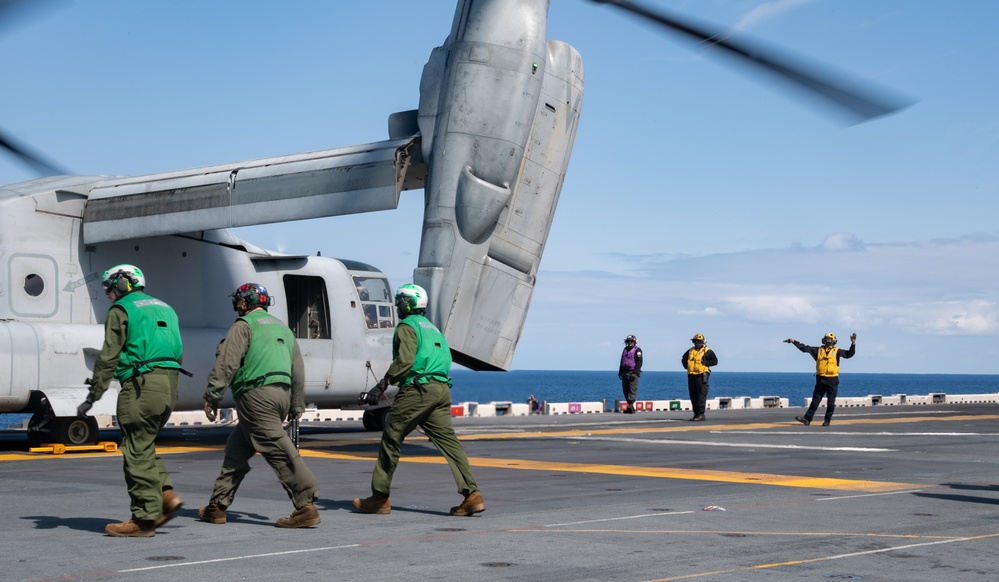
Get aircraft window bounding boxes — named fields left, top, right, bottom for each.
left=283, top=275, right=331, bottom=340
left=24, top=274, right=44, bottom=297
left=378, top=305, right=394, bottom=328
left=353, top=275, right=394, bottom=329
left=352, top=276, right=392, bottom=302
left=364, top=305, right=378, bottom=329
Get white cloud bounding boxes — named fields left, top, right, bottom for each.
left=521, top=234, right=999, bottom=373
left=891, top=300, right=999, bottom=335
left=820, top=232, right=866, bottom=251
left=724, top=295, right=818, bottom=323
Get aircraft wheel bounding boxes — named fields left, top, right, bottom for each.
left=361, top=408, right=391, bottom=432
left=54, top=416, right=100, bottom=446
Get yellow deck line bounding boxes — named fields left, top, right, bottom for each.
left=297, top=450, right=920, bottom=492
left=4, top=413, right=988, bottom=490
left=453, top=414, right=999, bottom=441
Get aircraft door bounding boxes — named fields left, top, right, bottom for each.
left=283, top=275, right=334, bottom=393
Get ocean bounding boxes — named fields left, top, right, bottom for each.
left=3, top=371, right=997, bottom=428
left=448, top=370, right=999, bottom=409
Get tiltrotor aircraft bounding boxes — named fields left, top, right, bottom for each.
left=0, top=0, right=909, bottom=446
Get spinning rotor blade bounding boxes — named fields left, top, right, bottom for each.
left=1, top=0, right=71, bottom=176
left=0, top=0, right=64, bottom=34
left=592, top=0, right=914, bottom=124
left=0, top=127, right=67, bottom=177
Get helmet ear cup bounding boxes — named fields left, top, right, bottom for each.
left=114, top=270, right=134, bottom=293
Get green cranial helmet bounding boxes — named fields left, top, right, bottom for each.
left=395, top=283, right=428, bottom=315
left=101, top=264, right=145, bottom=294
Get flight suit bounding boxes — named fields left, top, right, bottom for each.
left=87, top=293, right=182, bottom=521
left=681, top=345, right=718, bottom=419
left=204, top=310, right=319, bottom=510
left=369, top=315, right=478, bottom=498
left=792, top=341, right=856, bottom=424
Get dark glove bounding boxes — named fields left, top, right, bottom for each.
left=850, top=333, right=857, bottom=343
left=358, top=391, right=381, bottom=406
left=784, top=338, right=794, bottom=344
left=77, top=400, right=93, bottom=418
left=287, top=410, right=303, bottom=422
left=358, top=379, right=388, bottom=406
left=204, top=401, right=218, bottom=422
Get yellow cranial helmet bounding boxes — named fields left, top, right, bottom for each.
left=822, top=333, right=837, bottom=346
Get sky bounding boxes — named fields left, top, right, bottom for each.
left=1, top=1, right=997, bottom=374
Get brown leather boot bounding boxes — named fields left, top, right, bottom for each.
left=449, top=491, right=485, bottom=516
left=352, top=495, right=391, bottom=514
left=198, top=503, right=227, bottom=524
left=105, top=519, right=155, bottom=537
left=276, top=503, right=321, bottom=528
left=153, top=489, right=184, bottom=528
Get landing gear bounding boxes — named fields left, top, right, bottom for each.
left=27, top=413, right=100, bottom=448
left=25, top=391, right=101, bottom=448
left=55, top=416, right=100, bottom=446
left=361, top=407, right=390, bottom=431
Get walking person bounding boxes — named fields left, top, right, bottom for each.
left=618, top=335, right=643, bottom=413
left=786, top=332, right=857, bottom=426
left=200, top=283, right=320, bottom=528
left=353, top=284, right=485, bottom=517
left=681, top=333, right=718, bottom=421
left=77, top=264, right=186, bottom=537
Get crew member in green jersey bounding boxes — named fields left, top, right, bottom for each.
left=353, top=283, right=485, bottom=517
left=78, top=264, right=185, bottom=537
left=199, top=283, right=320, bottom=528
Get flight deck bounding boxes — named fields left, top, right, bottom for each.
left=2, top=405, right=998, bottom=581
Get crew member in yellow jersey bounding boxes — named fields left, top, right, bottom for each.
left=681, top=333, right=718, bottom=421
left=785, top=332, right=857, bottom=426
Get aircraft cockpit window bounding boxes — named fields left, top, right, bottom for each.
left=283, top=275, right=331, bottom=340
left=353, top=276, right=394, bottom=330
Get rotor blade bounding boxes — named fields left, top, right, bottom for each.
left=591, top=0, right=914, bottom=124
left=0, top=0, right=70, bottom=37
left=0, top=127, right=68, bottom=177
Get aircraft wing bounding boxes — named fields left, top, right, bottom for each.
left=82, top=137, right=424, bottom=244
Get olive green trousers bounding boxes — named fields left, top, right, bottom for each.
left=370, top=381, right=478, bottom=497
left=116, top=369, right=178, bottom=521
left=209, top=384, right=319, bottom=510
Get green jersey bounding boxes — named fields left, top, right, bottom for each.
left=112, top=291, right=182, bottom=382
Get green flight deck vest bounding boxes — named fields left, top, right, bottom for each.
left=112, top=291, right=182, bottom=382
left=231, top=310, right=295, bottom=399
left=396, top=314, right=452, bottom=388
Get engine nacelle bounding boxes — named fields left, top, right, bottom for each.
left=415, top=0, right=584, bottom=370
